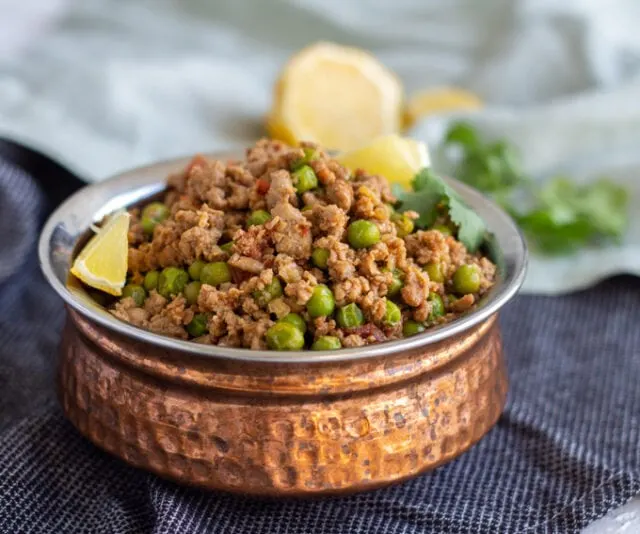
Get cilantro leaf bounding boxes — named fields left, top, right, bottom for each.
left=446, top=188, right=487, bottom=252
left=441, top=121, right=630, bottom=255
left=444, top=122, right=480, bottom=149
left=397, top=168, right=487, bottom=252
left=445, top=125, right=526, bottom=194
left=514, top=177, right=628, bottom=254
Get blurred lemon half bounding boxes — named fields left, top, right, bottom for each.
left=71, top=211, right=130, bottom=296
left=268, top=42, right=403, bottom=151
left=404, top=87, right=482, bottom=128
left=336, top=135, right=430, bottom=190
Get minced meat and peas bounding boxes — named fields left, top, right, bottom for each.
left=106, top=139, right=495, bottom=350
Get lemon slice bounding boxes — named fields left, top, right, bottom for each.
left=404, top=87, right=482, bottom=128
left=70, top=211, right=130, bottom=296
left=265, top=114, right=297, bottom=146
left=336, top=135, right=430, bottom=190
left=268, top=42, right=403, bottom=151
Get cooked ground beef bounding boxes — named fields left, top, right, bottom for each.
left=104, top=139, right=496, bottom=350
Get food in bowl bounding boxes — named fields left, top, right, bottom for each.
left=79, top=139, right=496, bottom=350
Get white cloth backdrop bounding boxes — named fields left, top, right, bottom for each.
left=1, top=1, right=640, bottom=531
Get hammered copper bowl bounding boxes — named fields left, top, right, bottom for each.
left=39, top=153, right=527, bottom=497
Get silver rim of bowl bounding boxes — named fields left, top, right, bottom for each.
left=39, top=151, right=528, bottom=363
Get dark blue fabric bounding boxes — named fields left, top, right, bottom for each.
left=0, top=145, right=638, bottom=534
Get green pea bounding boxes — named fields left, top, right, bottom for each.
left=200, top=262, right=232, bottom=287
left=391, top=213, right=414, bottom=237
left=141, top=217, right=158, bottom=235
left=292, top=165, right=318, bottom=194
left=265, top=322, right=305, bottom=350
left=306, top=284, right=335, bottom=318
left=253, top=278, right=283, bottom=307
left=452, top=264, right=481, bottom=295
left=187, top=313, right=209, bottom=337
left=311, top=247, right=330, bottom=269
left=432, top=224, right=453, bottom=236
left=122, top=284, right=146, bottom=307
left=347, top=220, right=381, bottom=249
left=385, top=268, right=404, bottom=297
left=384, top=300, right=402, bottom=326
left=220, top=241, right=234, bottom=253
left=291, top=147, right=319, bottom=170
left=336, top=303, right=364, bottom=328
left=188, top=260, right=206, bottom=281
left=142, top=201, right=170, bottom=222
left=247, top=209, right=272, bottom=227
left=425, top=262, right=444, bottom=283
left=403, top=320, right=426, bottom=337
left=157, top=267, right=189, bottom=299
left=143, top=271, right=159, bottom=291
left=184, top=281, right=202, bottom=305
left=301, top=205, right=313, bottom=212
left=311, top=336, right=342, bottom=350
left=279, top=313, right=307, bottom=334
left=429, top=292, right=445, bottom=321
left=141, top=202, right=170, bottom=235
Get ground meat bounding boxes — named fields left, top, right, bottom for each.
left=401, top=267, right=430, bottom=308
left=274, top=254, right=304, bottom=283
left=144, top=291, right=168, bottom=315
left=347, top=324, right=386, bottom=343
left=128, top=244, right=156, bottom=273
left=127, top=210, right=146, bottom=246
left=309, top=205, right=348, bottom=239
left=198, top=285, right=242, bottom=314
left=352, top=171, right=395, bottom=204
left=449, top=294, right=475, bottom=313
left=404, top=230, right=449, bottom=266
left=313, top=236, right=356, bottom=282
left=284, top=271, right=318, bottom=305
left=269, top=202, right=312, bottom=260
left=266, top=170, right=296, bottom=209
left=310, top=159, right=336, bottom=186
left=148, top=315, right=188, bottom=339
left=233, top=224, right=272, bottom=260
left=342, top=334, right=367, bottom=347
left=267, top=297, right=290, bottom=318
left=164, top=296, right=193, bottom=326
left=104, top=138, right=497, bottom=349
left=326, top=179, right=353, bottom=211
left=112, top=297, right=149, bottom=327
left=228, top=254, right=264, bottom=274
left=333, top=276, right=371, bottom=307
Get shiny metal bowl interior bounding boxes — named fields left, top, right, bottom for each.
left=39, top=152, right=527, bottom=363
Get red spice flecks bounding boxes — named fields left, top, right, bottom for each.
left=256, top=179, right=270, bottom=195
left=345, top=324, right=386, bottom=343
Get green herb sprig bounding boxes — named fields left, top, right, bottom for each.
left=397, top=121, right=629, bottom=255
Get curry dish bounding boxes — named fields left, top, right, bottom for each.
left=100, top=140, right=495, bottom=350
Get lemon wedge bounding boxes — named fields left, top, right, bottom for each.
left=404, top=87, right=482, bottom=128
left=70, top=211, right=130, bottom=296
left=268, top=42, right=403, bottom=151
left=336, top=135, right=430, bottom=190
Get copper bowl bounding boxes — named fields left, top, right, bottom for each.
left=39, top=153, right=527, bottom=496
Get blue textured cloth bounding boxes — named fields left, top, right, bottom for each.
left=0, top=144, right=639, bottom=534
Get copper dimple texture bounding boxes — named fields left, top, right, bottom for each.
left=58, top=308, right=507, bottom=496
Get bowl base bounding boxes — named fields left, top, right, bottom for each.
left=58, top=314, right=507, bottom=496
